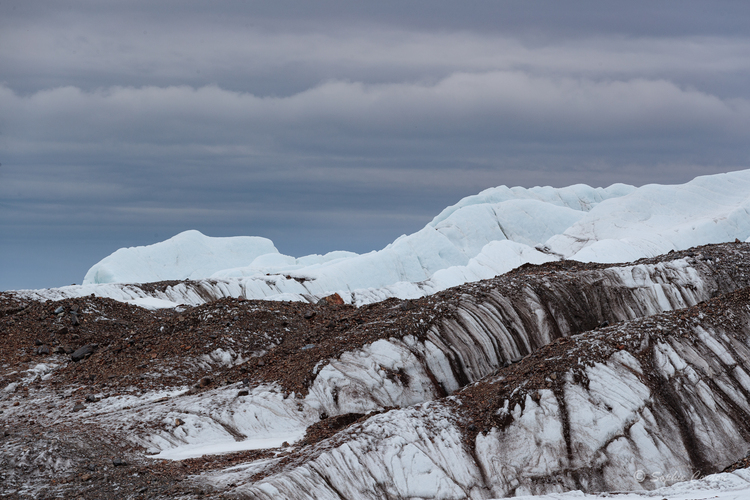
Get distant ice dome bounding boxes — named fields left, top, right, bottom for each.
left=82, top=170, right=750, bottom=298
left=82, top=230, right=279, bottom=284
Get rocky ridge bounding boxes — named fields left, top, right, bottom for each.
left=2, top=243, right=750, bottom=498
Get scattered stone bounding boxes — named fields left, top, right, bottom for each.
left=70, top=312, right=80, bottom=326
left=399, top=301, right=414, bottom=311
left=318, top=293, right=344, bottom=306
left=198, top=376, right=212, bottom=387
left=81, top=473, right=92, bottom=481
left=53, top=306, right=65, bottom=315
left=112, top=457, right=127, bottom=467
left=36, top=345, right=50, bottom=355
left=72, top=403, right=85, bottom=412
left=238, top=389, right=249, bottom=397
left=175, top=418, right=185, bottom=426
left=301, top=344, right=316, bottom=350
left=85, top=394, right=97, bottom=403
left=71, top=344, right=97, bottom=362
left=303, top=310, right=316, bottom=320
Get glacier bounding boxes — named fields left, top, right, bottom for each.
left=215, top=284, right=750, bottom=499
left=68, top=170, right=750, bottom=309
left=7, top=243, right=750, bottom=500
left=5, top=170, right=750, bottom=499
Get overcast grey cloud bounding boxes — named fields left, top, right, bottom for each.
left=2, top=0, right=750, bottom=290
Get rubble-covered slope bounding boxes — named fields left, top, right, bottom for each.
left=230, top=286, right=750, bottom=499
left=3, top=243, right=750, bottom=498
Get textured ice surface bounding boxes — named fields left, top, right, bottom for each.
left=27, top=252, right=737, bottom=467
left=8, top=170, right=746, bottom=309
left=82, top=230, right=279, bottom=284
left=8, top=246, right=750, bottom=498
left=504, top=469, right=750, bottom=499
left=11, top=171, right=750, bottom=498
left=548, top=171, right=750, bottom=262
left=69, top=170, right=750, bottom=309
left=230, top=296, right=750, bottom=499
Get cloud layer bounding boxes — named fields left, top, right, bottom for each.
left=1, top=1, right=749, bottom=290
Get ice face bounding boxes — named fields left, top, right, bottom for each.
left=78, top=170, right=750, bottom=309
left=82, top=230, right=279, bottom=284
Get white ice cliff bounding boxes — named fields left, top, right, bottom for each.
left=69, top=170, right=750, bottom=308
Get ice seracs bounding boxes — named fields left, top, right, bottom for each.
left=82, top=230, right=279, bottom=284
left=77, top=170, right=750, bottom=309
left=547, top=170, right=750, bottom=263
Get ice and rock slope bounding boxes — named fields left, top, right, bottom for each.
left=7, top=170, right=750, bottom=499
left=5, top=243, right=750, bottom=498
left=227, top=285, right=750, bottom=499
left=78, top=170, right=750, bottom=306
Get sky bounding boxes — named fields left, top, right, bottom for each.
left=2, top=0, right=750, bottom=290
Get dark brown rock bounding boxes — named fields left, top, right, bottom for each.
left=71, top=344, right=96, bottom=362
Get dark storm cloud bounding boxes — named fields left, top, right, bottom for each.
left=1, top=0, right=750, bottom=290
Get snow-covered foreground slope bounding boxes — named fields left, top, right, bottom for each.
left=69, top=170, right=750, bottom=308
